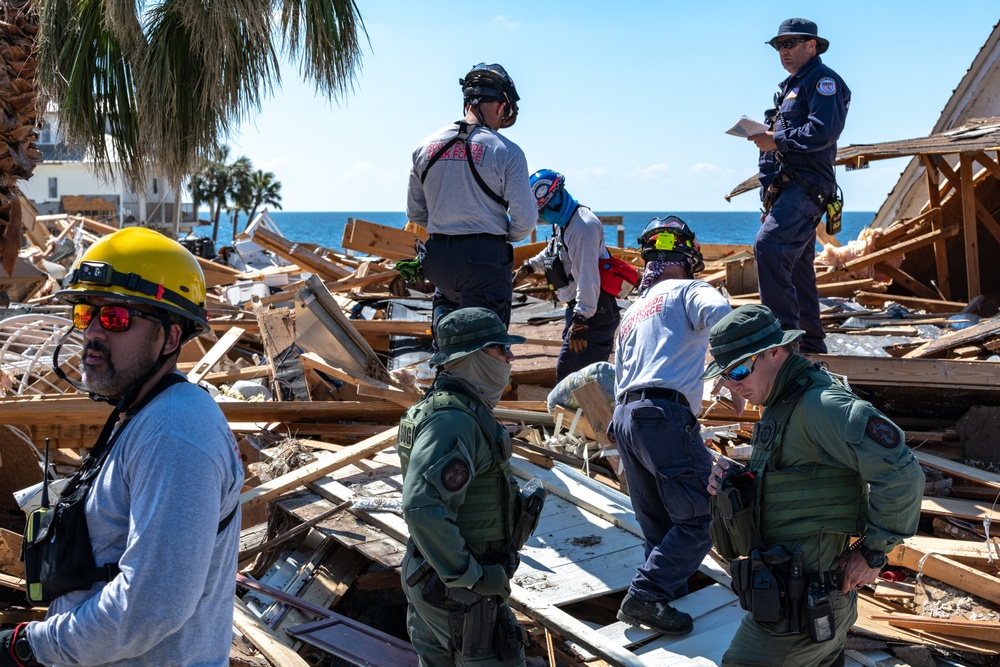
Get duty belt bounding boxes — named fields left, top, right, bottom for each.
left=429, top=233, right=508, bottom=242
left=621, top=387, right=689, bottom=410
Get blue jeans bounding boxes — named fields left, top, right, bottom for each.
left=555, top=292, right=620, bottom=381
left=755, top=184, right=827, bottom=353
left=610, top=396, right=713, bottom=602
left=423, top=235, right=514, bottom=328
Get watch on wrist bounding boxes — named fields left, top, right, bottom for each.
left=860, top=546, right=888, bottom=570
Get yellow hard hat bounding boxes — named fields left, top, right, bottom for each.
left=56, top=227, right=209, bottom=336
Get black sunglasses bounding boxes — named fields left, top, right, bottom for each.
left=72, top=303, right=162, bottom=332
left=771, top=37, right=809, bottom=51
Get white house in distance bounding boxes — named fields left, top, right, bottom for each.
left=18, top=110, right=197, bottom=238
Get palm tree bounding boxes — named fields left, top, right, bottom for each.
left=243, top=170, right=283, bottom=229
left=0, top=0, right=41, bottom=277
left=32, top=0, right=366, bottom=199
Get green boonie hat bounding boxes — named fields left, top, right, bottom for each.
left=702, top=305, right=804, bottom=379
left=429, top=307, right=526, bottom=368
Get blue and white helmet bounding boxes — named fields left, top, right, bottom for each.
left=529, top=169, right=566, bottom=212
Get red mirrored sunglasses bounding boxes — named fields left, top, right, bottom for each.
left=72, top=303, right=162, bottom=332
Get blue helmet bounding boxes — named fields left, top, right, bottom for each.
left=529, top=169, right=566, bottom=212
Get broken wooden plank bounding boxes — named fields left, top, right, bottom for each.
left=340, top=217, right=426, bottom=261
left=852, top=291, right=966, bottom=313
left=186, top=326, right=246, bottom=384
left=903, top=313, right=1000, bottom=358
left=233, top=596, right=312, bottom=667
left=870, top=613, right=1000, bottom=643
left=896, top=536, right=1000, bottom=564
left=817, top=354, right=1000, bottom=390
left=887, top=543, right=1000, bottom=605
left=571, top=381, right=626, bottom=490
left=914, top=450, right=1000, bottom=492
left=241, top=428, right=398, bottom=509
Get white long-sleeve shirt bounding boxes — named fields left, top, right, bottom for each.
left=406, top=122, right=536, bottom=241
left=29, top=375, right=243, bottom=667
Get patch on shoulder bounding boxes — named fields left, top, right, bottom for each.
left=865, top=415, right=899, bottom=448
left=817, top=77, right=837, bottom=96
left=441, top=459, right=470, bottom=491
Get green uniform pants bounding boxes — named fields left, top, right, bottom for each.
left=722, top=589, right=856, bottom=667
left=402, top=551, right=525, bottom=667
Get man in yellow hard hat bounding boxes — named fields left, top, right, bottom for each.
left=5, top=228, right=243, bottom=667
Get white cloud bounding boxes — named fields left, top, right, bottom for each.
left=492, top=15, right=521, bottom=29
left=688, top=162, right=724, bottom=175
left=627, top=163, right=672, bottom=181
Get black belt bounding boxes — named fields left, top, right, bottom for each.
left=622, top=387, right=689, bottom=410
left=429, top=233, right=508, bottom=242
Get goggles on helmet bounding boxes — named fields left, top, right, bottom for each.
left=73, top=303, right=164, bottom=332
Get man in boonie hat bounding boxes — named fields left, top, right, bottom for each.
left=398, top=308, right=531, bottom=666
left=703, top=305, right=924, bottom=666
left=748, top=18, right=850, bottom=356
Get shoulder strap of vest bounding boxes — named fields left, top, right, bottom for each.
left=419, top=122, right=509, bottom=210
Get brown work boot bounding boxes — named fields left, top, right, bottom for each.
left=616, top=594, right=693, bottom=636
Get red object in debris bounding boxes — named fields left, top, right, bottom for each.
left=880, top=569, right=905, bottom=582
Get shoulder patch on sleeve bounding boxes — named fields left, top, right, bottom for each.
left=441, top=458, right=470, bottom=491
left=817, top=77, right=837, bottom=96
left=865, top=415, right=901, bottom=449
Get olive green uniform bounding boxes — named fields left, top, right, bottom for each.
left=399, top=377, right=524, bottom=667
left=721, top=355, right=923, bottom=667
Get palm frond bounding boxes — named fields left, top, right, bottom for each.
left=280, top=0, right=367, bottom=99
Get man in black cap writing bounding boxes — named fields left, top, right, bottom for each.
left=748, top=18, right=850, bottom=354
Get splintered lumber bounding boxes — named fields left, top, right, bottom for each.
left=817, top=224, right=959, bottom=285
left=914, top=451, right=1000, bottom=492
left=251, top=226, right=351, bottom=280
left=186, top=326, right=246, bottom=384
left=903, top=313, right=1000, bottom=358
left=240, top=428, right=398, bottom=509
left=852, top=292, right=966, bottom=313
left=888, top=543, right=1000, bottom=606
left=341, top=217, right=426, bottom=260
left=233, top=597, right=312, bottom=667
left=897, top=536, right=1000, bottom=565
left=817, top=354, right=1000, bottom=390
left=869, top=613, right=1000, bottom=644
left=571, top=381, right=626, bottom=489
left=920, top=496, right=1000, bottom=523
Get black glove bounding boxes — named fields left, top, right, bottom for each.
left=512, top=262, right=532, bottom=286
left=568, top=315, right=589, bottom=354
left=0, top=624, right=40, bottom=667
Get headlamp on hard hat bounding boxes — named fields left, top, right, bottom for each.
left=74, top=261, right=114, bottom=287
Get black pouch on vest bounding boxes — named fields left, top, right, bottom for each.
left=449, top=596, right=499, bottom=659
left=543, top=254, right=571, bottom=290
left=729, top=557, right=754, bottom=612
left=709, top=469, right=759, bottom=560
left=805, top=582, right=836, bottom=642
left=749, top=550, right=783, bottom=623
left=493, top=608, right=526, bottom=661
left=23, top=486, right=101, bottom=604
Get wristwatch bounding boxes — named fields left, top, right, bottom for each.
left=860, top=546, right=888, bottom=570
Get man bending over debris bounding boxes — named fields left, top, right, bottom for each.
left=611, top=216, right=731, bottom=636
left=3, top=228, right=243, bottom=667
left=705, top=304, right=923, bottom=666
left=399, top=308, right=541, bottom=666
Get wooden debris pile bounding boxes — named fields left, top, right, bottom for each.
left=1, top=213, right=1000, bottom=665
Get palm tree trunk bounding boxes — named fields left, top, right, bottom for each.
left=0, top=0, right=41, bottom=277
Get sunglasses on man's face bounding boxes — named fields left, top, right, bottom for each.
left=722, top=354, right=758, bottom=382
left=772, top=37, right=809, bottom=51
left=72, top=303, right=161, bottom=332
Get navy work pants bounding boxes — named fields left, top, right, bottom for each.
left=755, top=184, right=827, bottom=353
left=556, top=292, right=621, bottom=381
left=422, top=235, right=514, bottom=328
left=610, top=395, right=713, bottom=602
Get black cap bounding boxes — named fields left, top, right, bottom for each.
left=767, top=18, right=829, bottom=54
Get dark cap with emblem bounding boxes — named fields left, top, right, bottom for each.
left=767, top=18, right=829, bottom=55
left=429, top=307, right=526, bottom=368
left=703, top=305, right=804, bottom=379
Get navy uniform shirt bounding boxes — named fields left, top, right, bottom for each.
left=759, top=56, right=851, bottom=197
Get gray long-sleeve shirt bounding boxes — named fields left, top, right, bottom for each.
left=616, top=279, right=731, bottom=410
left=526, top=206, right=609, bottom=319
left=28, top=375, right=243, bottom=667
left=406, top=122, right=536, bottom=241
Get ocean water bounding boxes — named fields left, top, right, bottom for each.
left=195, top=210, right=874, bottom=251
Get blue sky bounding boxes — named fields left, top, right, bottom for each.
left=226, top=3, right=999, bottom=213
